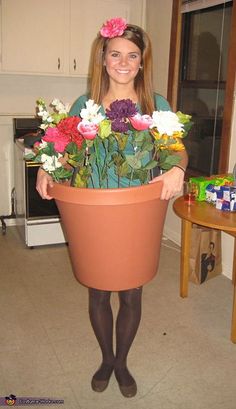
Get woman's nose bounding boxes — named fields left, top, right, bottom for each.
left=120, top=55, right=128, bottom=65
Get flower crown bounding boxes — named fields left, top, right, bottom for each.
left=100, top=17, right=127, bottom=38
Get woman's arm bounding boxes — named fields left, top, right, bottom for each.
left=150, top=149, right=188, bottom=200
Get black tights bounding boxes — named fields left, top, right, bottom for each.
left=88, top=287, right=142, bottom=384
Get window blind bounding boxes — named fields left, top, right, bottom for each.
left=181, top=0, right=232, bottom=13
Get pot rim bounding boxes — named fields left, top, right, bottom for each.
left=48, top=180, right=165, bottom=206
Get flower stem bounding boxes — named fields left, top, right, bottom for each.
left=94, top=139, right=103, bottom=188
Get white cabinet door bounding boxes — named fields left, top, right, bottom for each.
left=1, top=0, right=67, bottom=74
left=1, top=0, right=144, bottom=76
left=69, top=0, right=130, bottom=76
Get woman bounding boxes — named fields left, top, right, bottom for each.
left=36, top=18, right=188, bottom=398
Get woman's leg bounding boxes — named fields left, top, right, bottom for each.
left=88, top=288, right=115, bottom=391
left=114, top=287, right=143, bottom=397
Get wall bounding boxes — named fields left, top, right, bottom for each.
left=146, top=0, right=173, bottom=97
left=146, top=0, right=235, bottom=280
left=0, top=75, right=87, bottom=116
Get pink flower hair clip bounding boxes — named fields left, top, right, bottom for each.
left=100, top=17, right=127, bottom=38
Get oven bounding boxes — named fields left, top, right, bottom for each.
left=13, top=118, right=66, bottom=247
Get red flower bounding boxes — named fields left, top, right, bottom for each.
left=57, top=116, right=83, bottom=148
left=42, top=116, right=84, bottom=152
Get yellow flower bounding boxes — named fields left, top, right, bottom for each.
left=167, top=141, right=185, bottom=151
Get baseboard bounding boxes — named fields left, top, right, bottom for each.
left=221, top=263, right=233, bottom=280
left=163, top=225, right=181, bottom=247
left=2, top=218, right=17, bottom=227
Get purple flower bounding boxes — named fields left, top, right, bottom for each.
left=106, top=99, right=138, bottom=133
left=111, top=119, right=129, bottom=133
left=106, top=99, right=138, bottom=120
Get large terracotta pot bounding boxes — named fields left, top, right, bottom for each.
left=48, top=182, right=168, bottom=291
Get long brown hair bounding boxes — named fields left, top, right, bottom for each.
left=88, top=24, right=155, bottom=115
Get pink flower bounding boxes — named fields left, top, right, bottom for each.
left=78, top=122, right=98, bottom=140
left=42, top=127, right=70, bottom=153
left=129, top=113, right=153, bottom=131
left=100, top=17, right=127, bottom=38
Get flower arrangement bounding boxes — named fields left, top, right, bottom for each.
left=26, top=98, right=192, bottom=189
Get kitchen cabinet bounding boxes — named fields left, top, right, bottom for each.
left=1, top=0, right=144, bottom=77
left=1, top=0, right=68, bottom=75
left=69, top=0, right=130, bottom=76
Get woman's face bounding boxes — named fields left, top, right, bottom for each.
left=104, top=37, right=142, bottom=87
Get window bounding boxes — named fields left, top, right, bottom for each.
left=168, top=0, right=235, bottom=176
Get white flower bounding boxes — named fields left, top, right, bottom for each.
left=80, top=99, right=105, bottom=124
left=51, top=98, right=71, bottom=115
left=150, top=110, right=184, bottom=136
left=37, top=106, right=53, bottom=123
left=39, top=123, right=49, bottom=131
left=41, top=153, right=62, bottom=172
left=51, top=98, right=61, bottom=106
left=38, top=141, right=48, bottom=150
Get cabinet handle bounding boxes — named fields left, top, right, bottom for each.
left=58, top=58, right=61, bottom=70
left=73, top=59, right=77, bottom=70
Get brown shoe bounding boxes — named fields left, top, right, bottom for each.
left=91, top=363, right=114, bottom=393
left=118, top=381, right=137, bottom=398
left=91, top=378, right=110, bottom=393
left=114, top=367, right=137, bottom=398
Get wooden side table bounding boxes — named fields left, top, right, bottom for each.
left=173, top=196, right=236, bottom=343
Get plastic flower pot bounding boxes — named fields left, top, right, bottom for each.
left=48, top=181, right=168, bottom=291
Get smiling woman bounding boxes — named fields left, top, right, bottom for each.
left=36, top=16, right=188, bottom=398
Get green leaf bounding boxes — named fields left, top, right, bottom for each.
left=159, top=153, right=180, bottom=170
left=143, top=160, right=158, bottom=170
left=132, top=169, right=149, bottom=184
left=24, top=153, right=36, bottom=160
left=71, top=166, right=91, bottom=188
left=126, top=155, right=142, bottom=170
left=115, top=133, right=128, bottom=150
left=41, top=142, right=57, bottom=156
left=66, top=142, right=80, bottom=154
left=51, top=112, right=67, bottom=124
left=53, top=167, right=73, bottom=181
left=116, top=161, right=130, bottom=177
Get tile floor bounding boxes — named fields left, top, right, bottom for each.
left=0, top=226, right=236, bottom=409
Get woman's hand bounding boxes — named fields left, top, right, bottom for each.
left=150, top=166, right=185, bottom=200
left=36, top=168, right=54, bottom=200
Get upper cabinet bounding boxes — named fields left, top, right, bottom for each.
left=70, top=0, right=129, bottom=76
left=1, top=0, right=68, bottom=75
left=0, top=0, right=145, bottom=77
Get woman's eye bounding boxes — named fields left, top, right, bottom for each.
left=129, top=54, right=139, bottom=59
left=111, top=52, right=119, bottom=58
